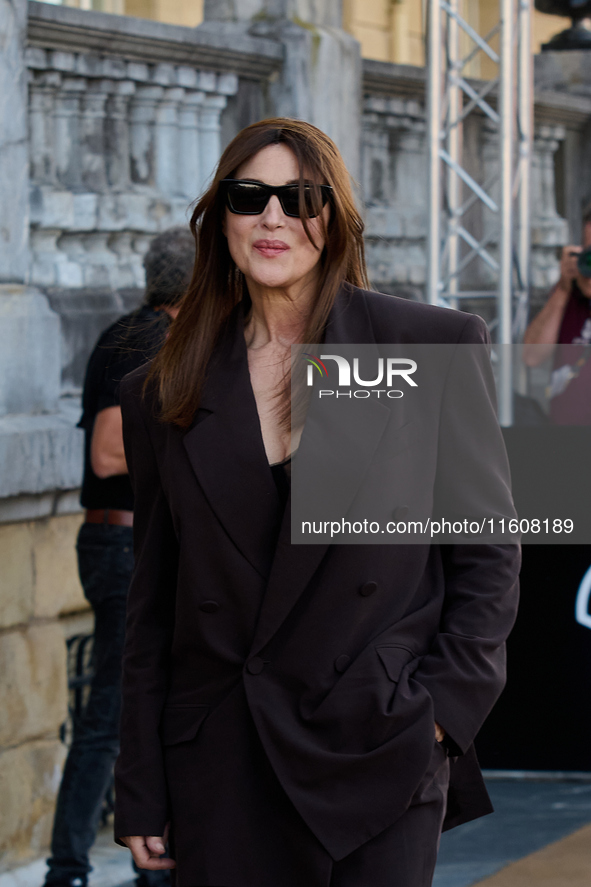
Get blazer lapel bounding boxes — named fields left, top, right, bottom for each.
left=250, top=286, right=391, bottom=654
left=183, top=305, right=282, bottom=580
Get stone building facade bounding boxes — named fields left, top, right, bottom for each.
left=41, top=0, right=568, bottom=67
left=1, top=0, right=591, bottom=873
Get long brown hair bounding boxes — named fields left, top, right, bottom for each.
left=149, top=117, right=369, bottom=427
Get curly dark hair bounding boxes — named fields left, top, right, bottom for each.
left=143, top=226, right=196, bottom=308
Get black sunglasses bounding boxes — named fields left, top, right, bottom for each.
left=221, top=179, right=332, bottom=218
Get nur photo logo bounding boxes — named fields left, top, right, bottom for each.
left=301, top=353, right=418, bottom=399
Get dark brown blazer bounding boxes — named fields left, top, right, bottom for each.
left=114, top=285, right=520, bottom=867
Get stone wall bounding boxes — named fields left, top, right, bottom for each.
left=0, top=513, right=86, bottom=872
left=1, top=0, right=360, bottom=872
left=0, top=1, right=281, bottom=873
left=1, top=0, right=591, bottom=876
left=0, top=4, right=80, bottom=866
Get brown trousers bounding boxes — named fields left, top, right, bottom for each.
left=167, top=682, right=449, bottom=887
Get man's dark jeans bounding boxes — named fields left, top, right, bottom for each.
left=45, top=522, right=168, bottom=887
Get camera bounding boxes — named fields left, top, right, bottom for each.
left=577, top=247, right=591, bottom=279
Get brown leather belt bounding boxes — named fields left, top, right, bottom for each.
left=85, top=508, right=134, bottom=527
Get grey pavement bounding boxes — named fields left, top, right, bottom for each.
left=4, top=779, right=591, bottom=887
left=0, top=833, right=134, bottom=887
left=433, top=778, right=591, bottom=887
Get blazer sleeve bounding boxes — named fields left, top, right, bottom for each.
left=413, top=314, right=521, bottom=754
left=114, top=370, right=179, bottom=841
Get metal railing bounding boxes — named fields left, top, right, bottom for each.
left=59, top=632, right=115, bottom=825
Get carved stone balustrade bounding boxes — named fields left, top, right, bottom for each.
left=27, top=47, right=239, bottom=291
left=362, top=92, right=427, bottom=294
left=531, top=125, right=570, bottom=290
left=361, top=58, right=591, bottom=307
left=20, top=0, right=283, bottom=399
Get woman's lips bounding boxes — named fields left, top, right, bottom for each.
left=253, top=239, right=289, bottom=257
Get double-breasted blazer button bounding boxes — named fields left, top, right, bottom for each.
left=359, top=581, right=378, bottom=597
left=199, top=600, right=220, bottom=613
left=392, top=505, right=409, bottom=520
left=334, top=654, right=351, bottom=673
left=247, top=657, right=265, bottom=675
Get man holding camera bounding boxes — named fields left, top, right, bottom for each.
left=524, top=206, right=591, bottom=424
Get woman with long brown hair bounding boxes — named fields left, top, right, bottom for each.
left=114, top=118, right=519, bottom=887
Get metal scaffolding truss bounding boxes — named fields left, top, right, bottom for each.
left=426, top=0, right=532, bottom=421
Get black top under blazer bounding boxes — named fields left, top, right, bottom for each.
left=114, top=285, right=520, bottom=874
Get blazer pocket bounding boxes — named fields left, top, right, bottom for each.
left=375, top=645, right=417, bottom=683
left=159, top=704, right=209, bottom=746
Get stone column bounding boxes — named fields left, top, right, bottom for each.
left=531, top=125, right=569, bottom=290
left=199, top=94, right=228, bottom=190
left=154, top=87, right=185, bottom=196
left=532, top=125, right=565, bottom=230
left=54, top=77, right=85, bottom=191
left=82, top=232, right=119, bottom=288
left=109, top=232, right=139, bottom=288
left=201, top=0, right=362, bottom=179
left=80, top=79, right=111, bottom=193
left=390, top=118, right=427, bottom=287
left=29, top=71, right=60, bottom=187
left=0, top=0, right=61, bottom=418
left=105, top=80, right=135, bottom=190
left=0, top=0, right=30, bottom=282
left=361, top=102, right=392, bottom=205
left=129, top=85, right=164, bottom=185
left=178, top=90, right=204, bottom=201
left=393, top=122, right=426, bottom=218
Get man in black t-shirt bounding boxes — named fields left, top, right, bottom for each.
left=43, top=227, right=195, bottom=887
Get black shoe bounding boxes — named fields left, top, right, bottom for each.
left=44, top=878, right=87, bottom=887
